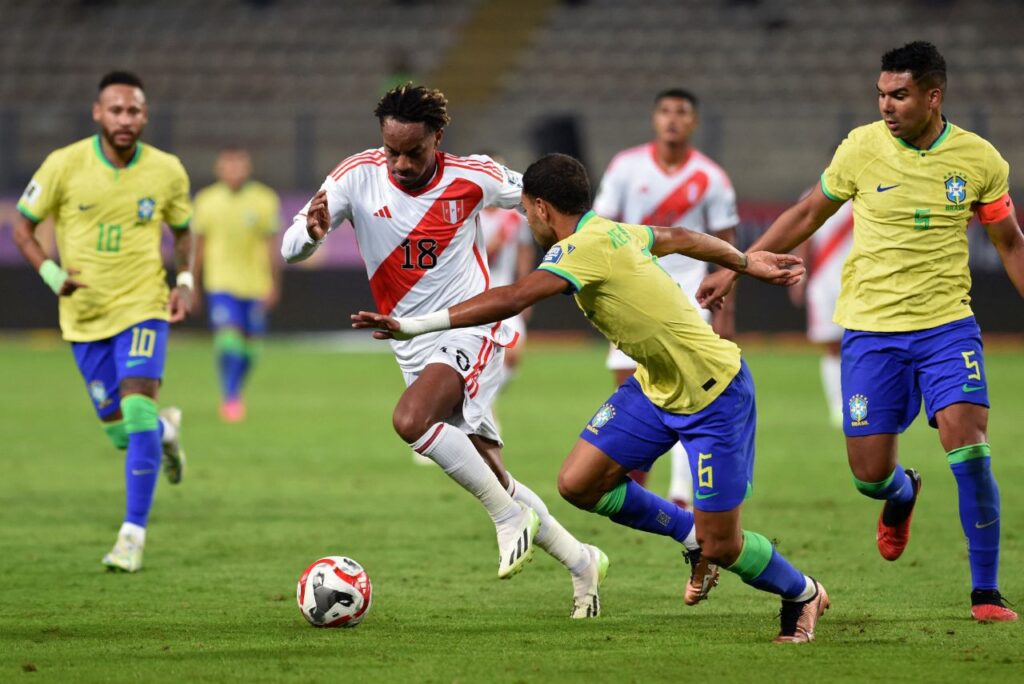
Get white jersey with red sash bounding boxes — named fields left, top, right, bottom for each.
left=807, top=200, right=854, bottom=342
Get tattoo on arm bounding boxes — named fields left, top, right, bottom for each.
left=173, top=229, right=193, bottom=274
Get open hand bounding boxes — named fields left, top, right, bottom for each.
left=744, top=251, right=805, bottom=286
left=351, top=310, right=408, bottom=340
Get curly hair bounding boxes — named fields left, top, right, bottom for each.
left=374, top=83, right=451, bottom=131
left=881, top=41, right=946, bottom=90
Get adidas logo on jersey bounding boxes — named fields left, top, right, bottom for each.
left=373, top=206, right=392, bottom=218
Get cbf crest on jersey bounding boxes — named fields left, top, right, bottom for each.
left=586, top=402, right=616, bottom=434
left=849, top=394, right=869, bottom=426
left=137, top=197, right=156, bottom=222
left=944, top=173, right=967, bottom=205
left=441, top=199, right=465, bottom=224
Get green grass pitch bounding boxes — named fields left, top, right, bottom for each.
left=1, top=335, right=1022, bottom=682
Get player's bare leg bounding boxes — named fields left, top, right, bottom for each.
left=558, top=440, right=709, bottom=604
left=935, top=403, right=1016, bottom=622
left=846, top=433, right=922, bottom=561
left=472, top=435, right=606, bottom=618
left=395, top=364, right=538, bottom=579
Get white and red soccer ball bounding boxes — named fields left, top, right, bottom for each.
left=296, top=556, right=372, bottom=628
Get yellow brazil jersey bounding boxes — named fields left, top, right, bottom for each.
left=821, top=119, right=1009, bottom=332
left=538, top=211, right=741, bottom=414
left=193, top=181, right=280, bottom=299
left=17, top=135, right=192, bottom=342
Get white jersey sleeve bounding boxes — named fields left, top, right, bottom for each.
left=704, top=171, right=739, bottom=233
left=281, top=165, right=357, bottom=263
left=592, top=158, right=626, bottom=220
left=464, top=155, right=523, bottom=209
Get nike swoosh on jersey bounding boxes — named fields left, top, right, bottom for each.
left=78, top=203, right=97, bottom=211
left=876, top=184, right=900, bottom=192
left=976, top=518, right=999, bottom=529
left=962, top=384, right=985, bottom=392
left=126, top=359, right=148, bottom=368
left=694, top=491, right=719, bottom=500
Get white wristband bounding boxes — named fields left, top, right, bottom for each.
left=176, top=271, right=194, bottom=290
left=393, top=309, right=451, bottom=339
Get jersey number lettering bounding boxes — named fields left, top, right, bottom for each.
left=129, top=327, right=157, bottom=358
left=698, top=452, right=713, bottom=489
left=401, top=238, right=439, bottom=270
left=913, top=209, right=931, bottom=231
left=961, top=350, right=982, bottom=380
left=97, top=223, right=122, bottom=252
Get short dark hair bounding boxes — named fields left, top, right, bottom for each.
left=522, top=153, right=591, bottom=215
left=98, top=70, right=144, bottom=92
left=374, top=83, right=451, bottom=131
left=881, top=41, right=946, bottom=90
left=655, top=88, right=699, bottom=109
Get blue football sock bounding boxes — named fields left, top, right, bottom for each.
left=853, top=464, right=915, bottom=503
left=122, top=395, right=161, bottom=528
left=592, top=480, right=695, bottom=545
left=727, top=530, right=808, bottom=599
left=949, top=444, right=1000, bottom=591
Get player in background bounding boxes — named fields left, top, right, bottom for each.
left=11, top=71, right=192, bottom=572
left=789, top=200, right=853, bottom=428
left=354, top=154, right=829, bottom=644
left=699, top=42, right=1023, bottom=622
left=282, top=85, right=607, bottom=618
left=193, top=147, right=281, bottom=422
left=593, top=89, right=739, bottom=508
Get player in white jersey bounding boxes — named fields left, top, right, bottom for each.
left=790, top=200, right=854, bottom=428
left=592, top=88, right=739, bottom=507
left=282, top=85, right=607, bottom=618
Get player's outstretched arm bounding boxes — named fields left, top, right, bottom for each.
left=11, top=214, right=87, bottom=296
left=351, top=270, right=568, bottom=340
left=984, top=211, right=1024, bottom=297
left=697, top=183, right=841, bottom=309
left=649, top=224, right=804, bottom=286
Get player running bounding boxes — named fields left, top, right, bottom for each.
left=354, top=153, right=831, bottom=644
left=281, top=85, right=606, bottom=618
left=12, top=71, right=193, bottom=572
left=593, top=89, right=739, bottom=507
left=789, top=200, right=853, bottom=428
left=193, top=146, right=281, bottom=422
left=699, top=42, right=1023, bottom=622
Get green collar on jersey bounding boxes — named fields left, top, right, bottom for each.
left=93, top=134, right=143, bottom=171
left=896, top=116, right=951, bottom=152
left=574, top=210, right=598, bottom=233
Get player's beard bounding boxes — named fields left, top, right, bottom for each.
left=102, top=127, right=142, bottom=155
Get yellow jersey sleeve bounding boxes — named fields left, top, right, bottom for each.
left=164, top=158, right=192, bottom=229
left=820, top=132, right=864, bottom=202
left=537, top=230, right=609, bottom=293
left=979, top=145, right=1010, bottom=204
left=17, top=150, right=65, bottom=223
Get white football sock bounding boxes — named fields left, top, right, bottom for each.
left=667, top=442, right=693, bottom=504
left=119, top=521, right=146, bottom=540
left=159, top=416, right=175, bottom=445
left=412, top=423, right=519, bottom=525
left=820, top=354, right=843, bottom=426
left=506, top=475, right=589, bottom=575
left=785, top=575, right=817, bottom=603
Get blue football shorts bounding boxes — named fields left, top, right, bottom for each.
left=841, top=315, right=988, bottom=436
left=580, top=360, right=757, bottom=512
left=71, top=319, right=169, bottom=419
left=207, top=292, right=267, bottom=337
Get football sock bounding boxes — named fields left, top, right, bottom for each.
left=121, top=395, right=162, bottom=528
left=102, top=420, right=128, bottom=450
left=506, top=476, right=589, bottom=574
left=948, top=444, right=1000, bottom=591
left=853, top=464, right=915, bottom=503
left=158, top=415, right=173, bottom=445
left=726, top=530, right=810, bottom=600
left=667, top=442, right=693, bottom=504
left=820, top=354, right=843, bottom=424
left=118, top=521, right=146, bottom=542
left=411, top=423, right=519, bottom=525
left=215, top=328, right=248, bottom=402
left=592, top=480, right=696, bottom=548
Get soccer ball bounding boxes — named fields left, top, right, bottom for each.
left=296, top=556, right=373, bottom=628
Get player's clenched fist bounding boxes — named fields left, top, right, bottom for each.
left=305, top=190, right=331, bottom=241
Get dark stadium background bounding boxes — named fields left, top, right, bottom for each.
left=1, top=0, right=1022, bottom=334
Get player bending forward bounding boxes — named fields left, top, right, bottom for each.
left=282, top=85, right=605, bottom=618
left=355, top=154, right=830, bottom=644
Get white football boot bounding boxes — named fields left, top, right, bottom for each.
left=497, top=503, right=540, bottom=579
left=158, top=407, right=186, bottom=484
left=102, top=530, right=144, bottom=572
left=570, top=544, right=609, bottom=618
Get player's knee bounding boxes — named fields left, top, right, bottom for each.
left=697, top=531, right=743, bottom=567
left=392, top=409, right=430, bottom=444
left=556, top=472, right=596, bottom=509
